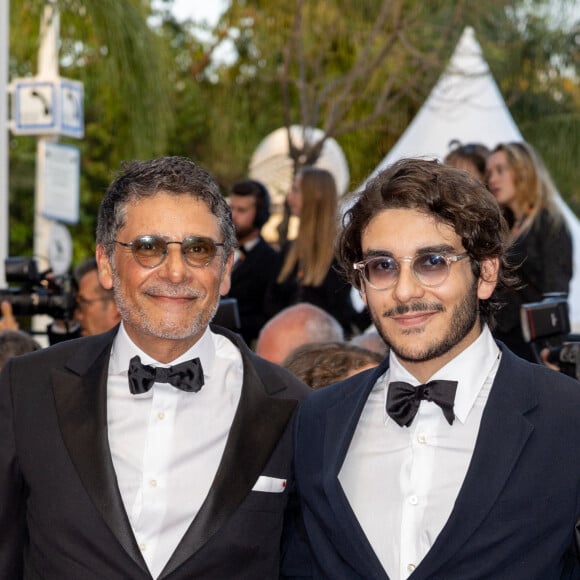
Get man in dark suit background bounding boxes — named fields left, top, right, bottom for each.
left=287, top=158, right=580, bottom=579
left=225, top=179, right=279, bottom=346
left=0, top=156, right=310, bottom=579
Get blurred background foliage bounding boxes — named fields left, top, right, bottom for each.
left=7, top=0, right=579, bottom=263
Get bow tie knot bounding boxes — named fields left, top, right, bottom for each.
left=128, top=355, right=205, bottom=395
left=386, top=379, right=458, bottom=427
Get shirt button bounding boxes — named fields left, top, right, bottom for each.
left=407, top=563, right=416, bottom=572
left=139, top=543, right=146, bottom=552
left=408, top=495, right=418, bottom=505
left=150, top=479, right=158, bottom=488
left=417, top=433, right=427, bottom=444
left=158, top=411, right=165, bottom=420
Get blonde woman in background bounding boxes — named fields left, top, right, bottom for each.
left=265, top=166, right=369, bottom=337
left=486, top=141, right=572, bottom=361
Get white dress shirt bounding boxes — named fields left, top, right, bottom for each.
left=339, top=326, right=501, bottom=580
left=107, top=323, right=243, bottom=579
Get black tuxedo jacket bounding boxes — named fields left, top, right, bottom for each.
left=0, top=324, right=310, bottom=579
left=226, top=237, right=279, bottom=345
left=287, top=344, right=580, bottom=580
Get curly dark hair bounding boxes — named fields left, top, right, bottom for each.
left=337, top=158, right=518, bottom=326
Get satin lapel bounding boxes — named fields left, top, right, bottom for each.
left=323, top=361, right=391, bottom=579
left=160, top=331, right=299, bottom=577
left=413, top=347, right=537, bottom=578
left=52, top=328, right=148, bottom=573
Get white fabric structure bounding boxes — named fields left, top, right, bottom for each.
left=368, top=26, right=580, bottom=329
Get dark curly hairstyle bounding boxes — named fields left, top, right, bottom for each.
left=337, top=158, right=518, bottom=326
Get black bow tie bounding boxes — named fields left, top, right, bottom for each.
left=128, top=355, right=205, bottom=395
left=386, top=379, right=458, bottom=427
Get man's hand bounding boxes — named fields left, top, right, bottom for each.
left=0, top=301, right=19, bottom=331
left=539, top=347, right=560, bottom=372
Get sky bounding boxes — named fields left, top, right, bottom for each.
left=171, top=0, right=227, bottom=25
left=171, top=0, right=580, bottom=30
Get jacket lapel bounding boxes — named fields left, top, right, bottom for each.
left=51, top=327, right=149, bottom=574
left=160, top=327, right=299, bottom=577
left=322, top=361, right=391, bottom=579
left=413, top=345, right=537, bottom=578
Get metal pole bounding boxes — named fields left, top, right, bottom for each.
left=32, top=1, right=60, bottom=343
left=0, top=0, right=10, bottom=286
left=35, top=0, right=60, bottom=272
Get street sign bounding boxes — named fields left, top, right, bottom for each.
left=59, top=79, right=84, bottom=138
left=10, top=77, right=84, bottom=138
left=12, top=80, right=56, bottom=133
left=39, top=141, right=80, bottom=224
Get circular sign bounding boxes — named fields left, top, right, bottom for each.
left=48, top=222, right=73, bottom=275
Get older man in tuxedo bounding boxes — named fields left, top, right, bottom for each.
left=287, top=158, right=580, bottom=579
left=0, top=156, right=310, bottom=579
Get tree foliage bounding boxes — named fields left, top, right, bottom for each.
left=9, top=0, right=174, bottom=259
left=7, top=0, right=579, bottom=263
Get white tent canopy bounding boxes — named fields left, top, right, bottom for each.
left=368, top=26, right=580, bottom=329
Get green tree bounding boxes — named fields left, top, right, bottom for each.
left=9, top=0, right=174, bottom=260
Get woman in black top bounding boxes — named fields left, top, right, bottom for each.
left=265, top=166, right=368, bottom=337
left=486, top=141, right=572, bottom=361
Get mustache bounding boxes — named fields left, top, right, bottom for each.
left=143, top=285, right=205, bottom=299
left=383, top=302, right=445, bottom=317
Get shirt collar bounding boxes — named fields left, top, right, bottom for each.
left=110, top=322, right=217, bottom=380
left=243, top=238, right=260, bottom=253
left=386, top=325, right=500, bottom=424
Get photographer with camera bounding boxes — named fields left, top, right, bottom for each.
left=0, top=256, right=121, bottom=344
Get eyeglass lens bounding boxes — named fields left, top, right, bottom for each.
left=122, top=235, right=221, bottom=268
left=363, top=254, right=457, bottom=289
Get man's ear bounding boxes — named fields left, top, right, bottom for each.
left=96, top=245, right=114, bottom=291
left=477, top=257, right=499, bottom=300
left=359, top=282, right=369, bottom=307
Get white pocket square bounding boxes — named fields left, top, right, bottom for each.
left=251, top=475, right=287, bottom=493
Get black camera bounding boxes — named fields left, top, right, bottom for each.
left=521, top=293, right=580, bottom=380
left=0, top=257, right=77, bottom=321
left=520, top=293, right=570, bottom=343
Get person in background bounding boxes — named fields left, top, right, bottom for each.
left=74, top=257, right=122, bottom=337
left=0, top=330, right=41, bottom=370
left=1, top=257, right=121, bottom=344
left=349, top=329, right=390, bottom=357
left=486, top=141, right=572, bottom=361
left=255, top=302, right=344, bottom=365
left=225, top=179, right=279, bottom=347
left=283, top=341, right=383, bottom=389
left=286, top=158, right=580, bottom=579
left=0, top=156, right=310, bottom=579
left=266, top=166, right=369, bottom=337
left=444, top=141, right=490, bottom=183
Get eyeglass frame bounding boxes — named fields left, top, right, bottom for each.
left=353, top=251, right=469, bottom=291
left=113, top=235, right=226, bottom=269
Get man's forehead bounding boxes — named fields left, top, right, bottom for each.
left=362, top=208, right=461, bottom=251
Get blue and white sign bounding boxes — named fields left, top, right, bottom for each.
left=12, top=80, right=57, bottom=133
left=40, top=141, right=80, bottom=224
left=10, top=77, right=84, bottom=138
left=59, top=79, right=84, bottom=138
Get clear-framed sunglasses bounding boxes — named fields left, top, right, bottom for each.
left=353, top=252, right=468, bottom=291
left=114, top=235, right=225, bottom=269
